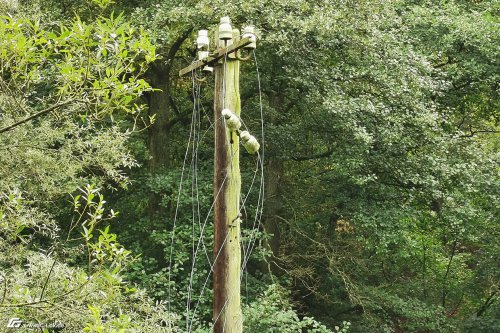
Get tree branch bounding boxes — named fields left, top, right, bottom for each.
left=0, top=279, right=90, bottom=308
left=169, top=94, right=181, bottom=117
left=442, top=240, right=458, bottom=309
left=39, top=258, right=57, bottom=302
left=162, top=28, right=193, bottom=75
left=477, top=289, right=498, bottom=317
left=0, top=100, right=76, bottom=134
left=458, top=129, right=499, bottom=138
left=291, top=149, right=334, bottom=161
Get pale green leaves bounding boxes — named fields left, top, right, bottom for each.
left=0, top=13, right=156, bottom=121
left=90, top=0, right=115, bottom=9
left=0, top=189, right=59, bottom=243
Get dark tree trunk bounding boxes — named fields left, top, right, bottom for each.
left=148, top=63, right=172, bottom=173
left=146, top=62, right=172, bottom=220
left=145, top=30, right=192, bottom=219
left=257, top=157, right=284, bottom=275
left=262, top=158, right=283, bottom=258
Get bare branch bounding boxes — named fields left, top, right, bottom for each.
left=0, top=100, right=75, bottom=134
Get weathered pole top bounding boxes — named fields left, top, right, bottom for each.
left=179, top=37, right=254, bottom=77
left=179, top=17, right=258, bottom=77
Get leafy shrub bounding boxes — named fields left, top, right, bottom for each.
left=243, top=284, right=342, bottom=333
left=0, top=187, right=180, bottom=332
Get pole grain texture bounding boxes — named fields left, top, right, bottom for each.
left=212, top=35, right=243, bottom=332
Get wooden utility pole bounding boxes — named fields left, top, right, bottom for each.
left=180, top=18, right=259, bottom=333
left=212, top=37, right=242, bottom=333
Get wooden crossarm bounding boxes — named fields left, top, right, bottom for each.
left=179, top=37, right=253, bottom=77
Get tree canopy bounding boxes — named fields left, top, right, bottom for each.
left=0, top=0, right=498, bottom=332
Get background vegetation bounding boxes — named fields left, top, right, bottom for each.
left=0, top=0, right=498, bottom=332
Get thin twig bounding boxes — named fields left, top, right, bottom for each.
left=39, top=257, right=57, bottom=301
left=0, top=279, right=90, bottom=308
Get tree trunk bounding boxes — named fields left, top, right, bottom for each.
left=147, top=62, right=172, bottom=219
left=259, top=158, right=284, bottom=274
left=146, top=31, right=191, bottom=218
left=263, top=158, right=283, bottom=257
left=148, top=64, right=172, bottom=172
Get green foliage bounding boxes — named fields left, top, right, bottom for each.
left=91, top=0, right=116, bottom=9
left=0, top=187, right=179, bottom=331
left=120, top=0, right=498, bottom=331
left=1, top=0, right=498, bottom=332
left=0, top=13, right=155, bottom=114
left=354, top=287, right=456, bottom=333
left=113, top=161, right=269, bottom=329
left=116, top=168, right=217, bottom=327
left=0, top=9, right=179, bottom=333
left=0, top=189, right=58, bottom=243
left=0, top=11, right=156, bottom=197
left=243, top=284, right=339, bottom=333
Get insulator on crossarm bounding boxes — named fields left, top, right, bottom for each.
left=198, top=50, right=209, bottom=61
left=197, top=30, right=209, bottom=50
left=218, top=17, right=233, bottom=41
left=221, top=109, right=241, bottom=131
left=242, top=26, right=257, bottom=49
left=240, top=130, right=260, bottom=154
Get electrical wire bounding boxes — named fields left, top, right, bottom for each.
left=209, top=49, right=266, bottom=332
left=183, top=43, right=266, bottom=333
left=167, top=64, right=197, bottom=313
left=186, top=73, right=202, bottom=330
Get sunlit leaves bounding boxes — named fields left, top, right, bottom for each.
left=0, top=13, right=156, bottom=119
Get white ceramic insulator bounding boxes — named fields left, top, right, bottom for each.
left=197, top=30, right=209, bottom=50
left=226, top=115, right=241, bottom=131
left=221, top=109, right=241, bottom=131
left=202, top=65, right=213, bottom=73
left=218, top=16, right=233, bottom=40
left=242, top=26, right=257, bottom=49
left=198, top=50, right=209, bottom=61
left=240, top=130, right=260, bottom=154
left=221, top=108, right=232, bottom=118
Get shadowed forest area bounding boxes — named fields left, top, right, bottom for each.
left=0, top=0, right=498, bottom=332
